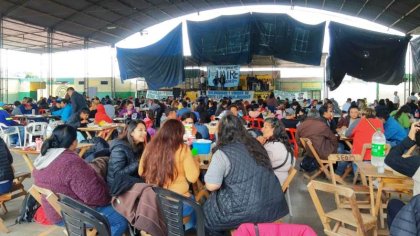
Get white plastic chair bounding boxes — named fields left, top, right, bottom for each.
left=0, top=123, right=22, bottom=147
left=24, top=122, right=48, bottom=146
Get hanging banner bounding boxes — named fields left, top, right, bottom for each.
left=207, top=65, right=240, bottom=88
left=274, top=90, right=307, bottom=101
left=207, top=91, right=254, bottom=100
left=146, top=90, right=173, bottom=99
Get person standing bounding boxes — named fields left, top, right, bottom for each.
left=394, top=91, right=400, bottom=109
left=220, top=72, right=226, bottom=90
left=67, top=87, right=88, bottom=115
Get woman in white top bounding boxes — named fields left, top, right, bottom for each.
left=257, top=117, right=295, bottom=185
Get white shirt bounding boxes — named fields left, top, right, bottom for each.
left=409, top=95, right=418, bottom=103
left=342, top=102, right=351, bottom=113
left=394, top=95, right=400, bottom=104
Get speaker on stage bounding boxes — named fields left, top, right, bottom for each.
left=173, top=88, right=181, bottom=98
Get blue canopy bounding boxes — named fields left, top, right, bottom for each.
left=116, top=25, right=184, bottom=90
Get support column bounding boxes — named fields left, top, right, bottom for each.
left=83, top=38, right=89, bottom=97
left=0, top=16, right=3, bottom=102
left=47, top=28, right=53, bottom=96
left=110, top=45, right=115, bottom=98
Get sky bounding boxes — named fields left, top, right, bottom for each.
left=0, top=4, right=412, bottom=79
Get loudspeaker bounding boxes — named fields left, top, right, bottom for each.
left=173, top=88, right=181, bottom=98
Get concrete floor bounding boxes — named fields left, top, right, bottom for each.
left=2, top=153, right=334, bottom=235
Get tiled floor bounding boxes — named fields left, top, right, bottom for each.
left=2, top=153, right=334, bottom=235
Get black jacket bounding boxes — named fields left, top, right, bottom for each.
left=204, top=142, right=288, bottom=230
left=107, top=139, right=142, bottom=189
left=0, top=138, right=14, bottom=181
left=70, top=91, right=88, bottom=114
left=391, top=194, right=420, bottom=236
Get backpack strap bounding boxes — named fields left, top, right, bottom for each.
left=272, top=151, right=290, bottom=170
left=254, top=223, right=260, bottom=236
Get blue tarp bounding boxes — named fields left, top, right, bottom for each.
left=116, top=25, right=184, bottom=90
left=187, top=13, right=325, bottom=66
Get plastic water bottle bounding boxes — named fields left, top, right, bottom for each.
left=371, top=128, right=386, bottom=173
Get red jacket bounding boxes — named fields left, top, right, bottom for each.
left=349, top=118, right=383, bottom=160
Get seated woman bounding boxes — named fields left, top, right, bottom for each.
left=390, top=105, right=412, bottom=131
left=118, top=102, right=139, bottom=119
left=95, top=104, right=113, bottom=125
left=181, top=112, right=209, bottom=140
left=107, top=120, right=148, bottom=191
left=32, top=125, right=127, bottom=236
left=385, top=122, right=420, bottom=229
left=139, top=119, right=200, bottom=229
left=204, top=114, right=288, bottom=234
left=143, top=110, right=156, bottom=137
left=0, top=137, right=14, bottom=194
left=257, top=117, right=295, bottom=185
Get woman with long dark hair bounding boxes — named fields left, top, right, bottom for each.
left=257, top=118, right=295, bottom=184
left=204, top=114, right=288, bottom=234
left=107, top=120, right=149, bottom=189
left=139, top=119, right=199, bottom=229
left=391, top=105, right=412, bottom=130
left=32, top=125, right=127, bottom=236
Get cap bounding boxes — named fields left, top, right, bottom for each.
left=285, top=108, right=294, bottom=115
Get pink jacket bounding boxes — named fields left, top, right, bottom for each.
left=233, top=223, right=317, bottom=236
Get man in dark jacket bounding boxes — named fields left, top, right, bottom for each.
left=0, top=137, right=14, bottom=194
left=390, top=195, right=420, bottom=236
left=67, top=87, right=88, bottom=115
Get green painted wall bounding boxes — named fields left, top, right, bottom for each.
left=115, top=92, right=135, bottom=98
left=18, top=92, right=31, bottom=100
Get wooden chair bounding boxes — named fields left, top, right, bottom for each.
left=29, top=185, right=96, bottom=236
left=300, top=138, right=331, bottom=181
left=282, top=167, right=297, bottom=217
left=249, top=117, right=264, bottom=129
left=0, top=172, right=31, bottom=214
left=286, top=128, right=299, bottom=158
left=327, top=154, right=371, bottom=210
left=307, top=180, right=377, bottom=236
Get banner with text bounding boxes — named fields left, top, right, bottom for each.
left=207, top=65, right=240, bottom=87
left=146, top=90, right=173, bottom=99
left=274, top=90, right=307, bottom=101
left=207, top=91, right=254, bottom=101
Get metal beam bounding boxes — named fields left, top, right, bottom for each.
left=389, top=3, right=420, bottom=29
left=84, top=38, right=89, bottom=96
left=339, top=0, right=346, bottom=12
left=2, top=0, right=122, bottom=41
left=2, top=0, right=30, bottom=16
left=373, top=0, right=396, bottom=22
left=47, top=28, right=53, bottom=96
left=356, top=0, right=370, bottom=16
left=48, top=0, right=133, bottom=34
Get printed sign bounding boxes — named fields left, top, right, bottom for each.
left=274, top=90, right=307, bottom=101
left=207, top=91, right=254, bottom=101
left=146, top=90, right=173, bottom=99
left=207, top=65, right=240, bottom=88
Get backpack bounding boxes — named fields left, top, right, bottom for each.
left=81, top=137, right=110, bottom=162
left=16, top=194, right=40, bottom=224
left=299, top=155, right=319, bottom=173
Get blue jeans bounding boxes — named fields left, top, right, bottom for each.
left=0, top=180, right=12, bottom=194
left=57, top=204, right=127, bottom=236
left=183, top=195, right=196, bottom=231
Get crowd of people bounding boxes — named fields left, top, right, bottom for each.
left=1, top=88, right=420, bottom=235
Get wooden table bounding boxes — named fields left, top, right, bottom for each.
left=78, top=123, right=125, bottom=141
left=355, top=161, right=413, bottom=222
left=11, top=143, right=94, bottom=172
left=12, top=114, right=60, bottom=124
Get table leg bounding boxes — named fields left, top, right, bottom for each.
left=374, top=178, right=384, bottom=218
left=21, top=154, right=34, bottom=172
left=85, top=131, right=93, bottom=139
left=104, top=128, right=115, bottom=141
left=369, top=176, right=375, bottom=216
left=345, top=141, right=353, bottom=149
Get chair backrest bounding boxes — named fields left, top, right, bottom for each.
left=300, top=138, right=326, bottom=165
left=286, top=128, right=298, bottom=158
left=57, top=194, right=111, bottom=236
left=26, top=122, right=48, bottom=137
left=28, top=185, right=61, bottom=215
left=282, top=167, right=297, bottom=192
left=250, top=118, right=264, bottom=129
left=328, top=154, right=362, bottom=185
left=307, top=180, right=368, bottom=235
left=153, top=187, right=205, bottom=236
